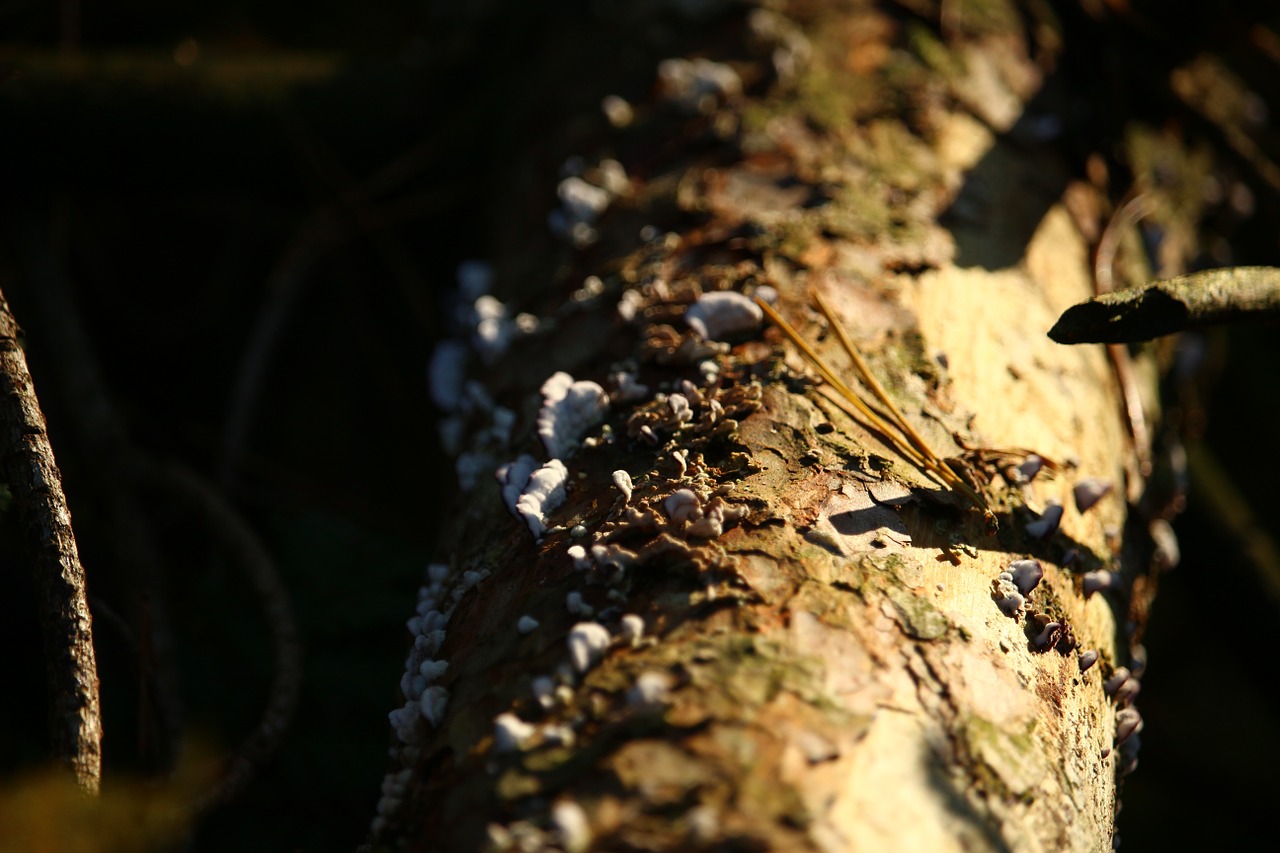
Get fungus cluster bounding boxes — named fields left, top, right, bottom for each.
left=548, top=158, right=629, bottom=247
left=991, top=558, right=1043, bottom=618
left=537, top=372, right=610, bottom=460
left=657, top=57, right=742, bottom=114
left=388, top=565, right=453, bottom=748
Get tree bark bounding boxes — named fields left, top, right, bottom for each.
left=369, top=2, right=1200, bottom=850
left=0, top=289, right=101, bottom=793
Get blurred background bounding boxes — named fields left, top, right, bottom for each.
left=1, top=1, right=1279, bottom=850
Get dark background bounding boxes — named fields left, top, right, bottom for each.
left=1, top=1, right=1278, bottom=850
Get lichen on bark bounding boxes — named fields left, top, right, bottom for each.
left=367, top=2, right=1195, bottom=851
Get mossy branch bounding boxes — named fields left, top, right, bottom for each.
left=1049, top=266, right=1280, bottom=343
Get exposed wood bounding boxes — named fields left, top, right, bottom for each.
left=0, top=288, right=101, bottom=793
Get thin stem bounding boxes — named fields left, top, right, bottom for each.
left=0, top=288, right=102, bottom=793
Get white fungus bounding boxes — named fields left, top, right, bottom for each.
left=1103, top=667, right=1131, bottom=697
left=1025, top=502, right=1063, bottom=539
left=991, top=572, right=1025, bottom=617
left=663, top=489, right=702, bottom=523
left=1115, top=707, right=1143, bottom=745
left=388, top=700, right=421, bottom=743
left=472, top=294, right=513, bottom=364
left=1008, top=559, right=1044, bottom=596
left=566, top=591, right=593, bottom=617
left=567, top=544, right=592, bottom=571
left=514, top=459, right=569, bottom=539
left=601, top=94, right=634, bottom=128
left=492, top=713, right=537, bottom=754
left=497, top=455, right=540, bottom=520
left=619, top=614, right=645, bottom=645
left=612, top=470, right=634, bottom=503
left=684, top=291, right=764, bottom=342
left=419, top=685, right=449, bottom=728
left=597, top=159, right=629, bottom=196
left=567, top=622, right=612, bottom=673
left=627, top=670, right=673, bottom=708
left=551, top=800, right=592, bottom=853
left=1082, top=569, right=1118, bottom=597
left=418, top=660, right=448, bottom=682
left=517, top=615, right=540, bottom=635
left=455, top=452, right=492, bottom=492
left=428, top=339, right=470, bottom=412
left=456, top=260, right=494, bottom=300
left=557, top=176, right=611, bottom=224
left=532, top=676, right=556, bottom=710
left=658, top=57, right=742, bottom=113
left=537, top=372, right=610, bottom=459
left=610, top=369, right=649, bottom=402
left=1073, top=478, right=1113, bottom=513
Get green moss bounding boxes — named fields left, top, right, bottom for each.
left=884, top=584, right=949, bottom=640
left=907, top=22, right=967, bottom=80
left=961, top=715, right=1044, bottom=802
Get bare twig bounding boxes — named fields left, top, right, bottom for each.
left=133, top=455, right=303, bottom=814
left=0, top=288, right=101, bottom=793
left=1049, top=266, right=1280, bottom=343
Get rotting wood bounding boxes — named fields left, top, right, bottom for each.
left=0, top=288, right=102, bottom=793
left=366, top=2, right=1216, bottom=851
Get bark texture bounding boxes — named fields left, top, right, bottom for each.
left=369, top=2, right=1194, bottom=850
left=0, top=289, right=102, bottom=793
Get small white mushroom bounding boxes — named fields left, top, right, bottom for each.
left=610, top=369, right=649, bottom=402
left=618, top=614, right=645, bottom=645
left=663, top=489, right=703, bottom=524
left=492, top=713, right=537, bottom=754
left=537, top=372, right=609, bottom=460
left=1073, top=478, right=1113, bottom=513
left=1025, top=502, right=1063, bottom=539
left=1082, top=569, right=1118, bottom=597
left=1015, top=454, right=1045, bottom=483
left=658, top=57, right=742, bottom=114
left=566, top=591, right=593, bottom=617
left=601, top=94, right=634, bottom=127
left=531, top=676, right=556, bottom=710
left=1114, top=676, right=1141, bottom=706
left=612, top=470, right=634, bottom=503
left=683, top=291, right=763, bottom=341
left=418, top=659, right=448, bottom=682
left=1008, top=559, right=1044, bottom=595
left=540, top=724, right=575, bottom=747
left=557, top=176, right=611, bottom=224
left=551, top=800, right=592, bottom=853
left=567, top=622, right=612, bottom=673
left=514, top=459, right=570, bottom=538
left=627, top=670, right=673, bottom=708
left=517, top=615, right=540, bottom=635
left=672, top=449, right=689, bottom=478
left=991, top=573, right=1025, bottom=617
left=567, top=544, right=592, bottom=571
left=1103, top=667, right=1131, bottom=697
left=418, top=686, right=449, bottom=728
left=1115, top=707, right=1144, bottom=745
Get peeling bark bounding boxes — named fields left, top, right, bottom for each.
left=368, top=2, right=1201, bottom=850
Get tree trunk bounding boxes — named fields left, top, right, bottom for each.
left=370, top=2, right=1200, bottom=850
